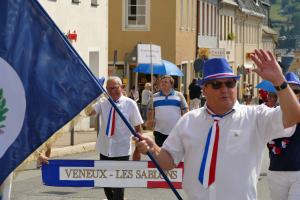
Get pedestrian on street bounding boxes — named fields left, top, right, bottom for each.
left=129, top=85, right=139, bottom=103
left=188, top=78, right=202, bottom=110
left=135, top=50, right=300, bottom=200
left=87, top=76, right=143, bottom=200
left=267, top=72, right=300, bottom=200
left=141, top=82, right=152, bottom=127
left=265, top=92, right=278, bottom=108
left=147, top=75, right=188, bottom=147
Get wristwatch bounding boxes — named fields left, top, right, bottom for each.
left=274, top=81, right=288, bottom=91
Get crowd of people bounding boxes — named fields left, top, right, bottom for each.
left=2, top=49, right=300, bottom=200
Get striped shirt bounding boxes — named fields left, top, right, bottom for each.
left=149, top=89, right=188, bottom=135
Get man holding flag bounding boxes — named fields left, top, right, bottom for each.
left=0, top=0, right=104, bottom=197
left=136, top=50, right=300, bottom=200
left=87, top=76, right=143, bottom=200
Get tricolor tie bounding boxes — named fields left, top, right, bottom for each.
left=198, top=110, right=233, bottom=188
left=105, top=107, right=116, bottom=137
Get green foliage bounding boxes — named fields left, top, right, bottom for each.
left=270, top=0, right=300, bottom=36
left=227, top=32, right=235, bottom=40
left=0, top=88, right=8, bottom=127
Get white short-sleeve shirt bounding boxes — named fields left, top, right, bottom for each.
left=162, top=102, right=295, bottom=200
left=93, top=95, right=143, bottom=157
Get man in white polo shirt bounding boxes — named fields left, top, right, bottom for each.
left=87, top=76, right=143, bottom=200
left=147, top=75, right=188, bottom=147
left=135, top=49, right=300, bottom=200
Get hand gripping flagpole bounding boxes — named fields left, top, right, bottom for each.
left=99, top=84, right=183, bottom=200
left=32, top=2, right=182, bottom=199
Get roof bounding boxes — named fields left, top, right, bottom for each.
left=235, top=0, right=265, bottom=18
left=262, top=25, right=278, bottom=35
left=220, top=0, right=238, bottom=6
left=260, top=0, right=270, bottom=6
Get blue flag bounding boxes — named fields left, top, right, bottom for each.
left=0, top=0, right=103, bottom=184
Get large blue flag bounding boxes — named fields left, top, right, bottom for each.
left=0, top=0, right=103, bottom=184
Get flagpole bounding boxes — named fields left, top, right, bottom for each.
left=33, top=2, right=181, bottom=199
left=150, top=44, right=154, bottom=93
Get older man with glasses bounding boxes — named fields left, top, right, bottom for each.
left=135, top=49, right=300, bottom=200
left=87, top=76, right=143, bottom=200
left=267, top=72, right=300, bottom=200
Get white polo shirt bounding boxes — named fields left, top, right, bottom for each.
left=162, top=102, right=295, bottom=200
left=149, top=90, right=188, bottom=135
left=93, top=95, right=143, bottom=157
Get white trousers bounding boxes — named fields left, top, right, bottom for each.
left=268, top=170, right=300, bottom=200
left=190, top=98, right=201, bottom=110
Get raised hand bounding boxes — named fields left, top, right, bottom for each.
left=250, top=49, right=286, bottom=86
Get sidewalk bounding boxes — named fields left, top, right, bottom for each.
left=50, top=129, right=153, bottom=158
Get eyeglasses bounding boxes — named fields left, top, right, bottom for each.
left=206, top=80, right=237, bottom=90
left=106, top=86, right=119, bottom=91
left=293, top=89, right=300, bottom=95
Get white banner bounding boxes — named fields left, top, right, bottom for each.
left=43, top=160, right=184, bottom=188
left=137, top=44, right=162, bottom=64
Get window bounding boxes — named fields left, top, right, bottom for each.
left=124, top=0, right=149, bottom=30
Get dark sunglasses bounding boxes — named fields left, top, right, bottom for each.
left=293, top=89, right=300, bottom=95
left=206, top=80, right=237, bottom=90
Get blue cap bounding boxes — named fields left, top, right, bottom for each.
left=199, top=58, right=240, bottom=85
left=285, top=72, right=300, bottom=86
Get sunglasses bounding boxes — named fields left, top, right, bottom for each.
left=206, top=80, right=237, bottom=90
left=293, top=89, right=300, bottom=95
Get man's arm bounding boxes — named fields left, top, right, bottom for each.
left=146, top=109, right=155, bottom=129
left=180, top=92, right=189, bottom=115
left=251, top=49, right=300, bottom=128
left=132, top=124, right=143, bottom=161
left=134, top=135, right=176, bottom=170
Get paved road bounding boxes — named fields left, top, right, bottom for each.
left=11, top=151, right=272, bottom=200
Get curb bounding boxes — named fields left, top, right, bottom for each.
left=50, top=130, right=153, bottom=158
left=51, top=142, right=96, bottom=157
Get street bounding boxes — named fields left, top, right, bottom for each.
left=11, top=151, right=271, bottom=200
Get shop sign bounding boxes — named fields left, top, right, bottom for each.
left=137, top=44, right=162, bottom=64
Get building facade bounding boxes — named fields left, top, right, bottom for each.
left=234, top=0, right=266, bottom=101
left=39, top=0, right=108, bottom=130
left=108, top=0, right=196, bottom=96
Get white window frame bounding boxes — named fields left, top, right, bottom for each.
left=122, top=0, right=150, bottom=31
left=180, top=0, right=185, bottom=30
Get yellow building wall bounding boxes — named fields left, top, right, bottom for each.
left=108, top=0, right=177, bottom=63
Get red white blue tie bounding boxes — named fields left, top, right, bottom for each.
left=199, top=110, right=233, bottom=188
left=105, top=107, right=116, bottom=137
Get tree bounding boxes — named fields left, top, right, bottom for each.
left=279, top=25, right=286, bottom=36
left=291, top=13, right=300, bottom=34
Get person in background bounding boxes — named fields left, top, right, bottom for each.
left=86, top=76, right=143, bottom=200
left=188, top=78, right=202, bottom=110
left=267, top=72, right=300, bottom=200
left=265, top=92, right=278, bottom=108
left=129, top=86, right=139, bottom=103
left=135, top=50, right=300, bottom=200
left=259, top=89, right=268, bottom=104
left=243, top=82, right=251, bottom=104
left=147, top=75, right=188, bottom=147
left=0, top=173, right=13, bottom=200
left=141, top=82, right=152, bottom=128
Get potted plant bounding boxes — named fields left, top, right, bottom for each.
left=227, top=32, right=235, bottom=41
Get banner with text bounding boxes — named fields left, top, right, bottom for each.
left=42, top=160, right=184, bottom=189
